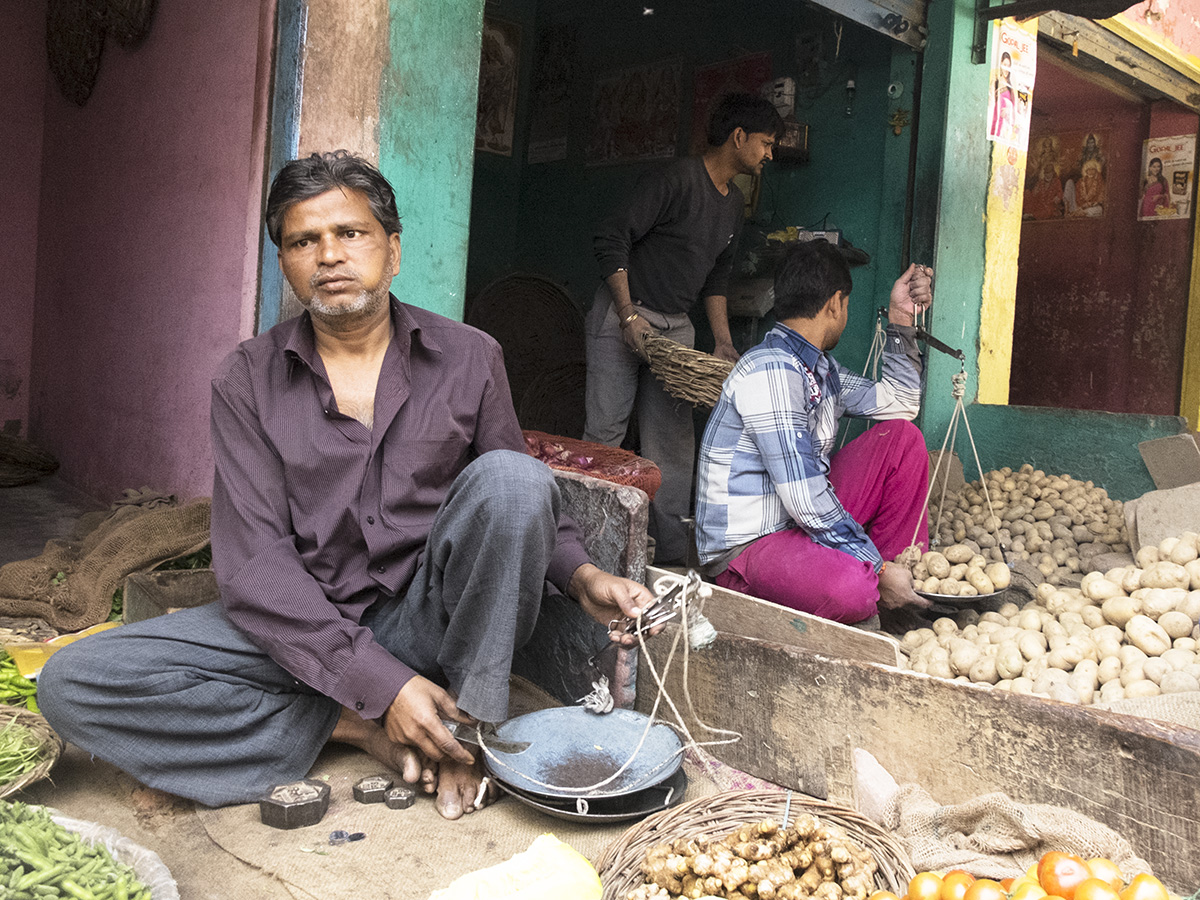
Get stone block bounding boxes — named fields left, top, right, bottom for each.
left=1125, top=482, right=1200, bottom=552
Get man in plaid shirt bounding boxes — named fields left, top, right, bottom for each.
left=695, top=240, right=934, bottom=623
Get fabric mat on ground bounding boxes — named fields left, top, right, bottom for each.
left=194, top=743, right=728, bottom=900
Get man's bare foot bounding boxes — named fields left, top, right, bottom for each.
left=435, top=755, right=500, bottom=820
left=329, top=706, right=433, bottom=787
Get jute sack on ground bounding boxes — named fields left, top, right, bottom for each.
left=880, top=783, right=1151, bottom=880
left=0, top=498, right=210, bottom=632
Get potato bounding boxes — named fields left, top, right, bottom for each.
left=1101, top=595, right=1141, bottom=628
left=923, top=551, right=951, bottom=579
left=948, top=563, right=969, bottom=581
left=1097, top=655, right=1122, bottom=685
left=1161, top=670, right=1200, bottom=693
left=1142, top=657, right=1170, bottom=684
left=1098, top=679, right=1125, bottom=702
left=1158, top=610, right=1195, bottom=640
left=985, top=562, right=1011, bottom=591
left=944, top=543, right=975, bottom=564
left=1121, top=568, right=1144, bottom=594
left=1125, top=615, right=1172, bottom=657
left=923, top=576, right=942, bottom=593
left=968, top=569, right=995, bottom=595
left=1179, top=590, right=1200, bottom=621
left=1124, top=679, right=1161, bottom=698
left=932, top=616, right=958, bottom=635
left=1169, top=537, right=1199, bottom=566
left=1185, top=559, right=1200, bottom=591
left=1140, top=561, right=1190, bottom=591
left=1018, top=630, right=1048, bottom=661
left=938, top=578, right=961, bottom=596
left=1084, top=578, right=1123, bottom=602
left=1079, top=605, right=1106, bottom=630
left=1137, top=587, right=1187, bottom=620
left=1161, top=647, right=1196, bottom=670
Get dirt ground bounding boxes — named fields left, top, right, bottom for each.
left=0, top=476, right=710, bottom=898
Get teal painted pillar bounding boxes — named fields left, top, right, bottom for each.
left=917, top=0, right=991, bottom=446
left=379, top=1, right=484, bottom=321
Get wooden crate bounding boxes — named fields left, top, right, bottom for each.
left=635, top=579, right=1200, bottom=892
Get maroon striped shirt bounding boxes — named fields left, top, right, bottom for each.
left=209, top=298, right=589, bottom=718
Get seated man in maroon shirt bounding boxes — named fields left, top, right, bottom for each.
left=38, top=151, right=655, bottom=820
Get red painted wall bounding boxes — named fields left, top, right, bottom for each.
left=1010, top=55, right=1195, bottom=415
left=28, top=1, right=274, bottom=501
left=0, top=5, right=47, bottom=437
left=1120, top=0, right=1200, bottom=61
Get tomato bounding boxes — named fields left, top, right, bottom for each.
left=941, top=871, right=977, bottom=900
left=1010, top=882, right=1050, bottom=900
left=909, top=872, right=945, bottom=900
left=1003, top=880, right=1016, bottom=891
left=1086, top=859, right=1124, bottom=891
left=1075, top=878, right=1122, bottom=900
left=870, top=892, right=902, bottom=900
left=963, top=879, right=1008, bottom=900
left=1118, top=874, right=1169, bottom=900
left=1039, top=852, right=1093, bottom=900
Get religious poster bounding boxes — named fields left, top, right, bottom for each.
left=986, top=21, right=1036, bottom=151
left=584, top=60, right=681, bottom=166
left=690, top=53, right=773, bottom=154
left=1138, top=134, right=1196, bottom=221
left=526, top=24, right=576, bottom=164
left=1023, top=130, right=1110, bottom=221
left=475, top=17, right=521, bottom=157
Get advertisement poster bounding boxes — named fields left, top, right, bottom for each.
left=475, top=17, right=521, bottom=156
left=1138, top=134, right=1196, bottom=221
left=690, top=53, right=773, bottom=154
left=987, top=22, right=1036, bottom=151
left=1024, top=130, right=1110, bottom=220
left=585, top=61, right=681, bottom=166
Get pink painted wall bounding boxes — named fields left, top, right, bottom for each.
left=1011, top=56, right=1195, bottom=416
left=1121, top=0, right=1200, bottom=61
left=1, top=5, right=47, bottom=437
left=29, top=0, right=275, bottom=502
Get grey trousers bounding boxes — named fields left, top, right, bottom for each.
left=583, top=283, right=695, bottom=563
left=37, top=450, right=562, bottom=807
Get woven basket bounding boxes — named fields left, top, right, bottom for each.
left=0, top=707, right=64, bottom=799
left=596, top=789, right=916, bottom=900
left=642, top=333, right=733, bottom=409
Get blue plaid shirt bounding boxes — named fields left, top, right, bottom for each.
left=695, top=321, right=923, bottom=571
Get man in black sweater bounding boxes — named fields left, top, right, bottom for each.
left=586, top=92, right=785, bottom=565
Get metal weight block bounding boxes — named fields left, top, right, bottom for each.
left=384, top=786, right=416, bottom=809
left=259, top=778, right=331, bottom=829
left=353, top=774, right=394, bottom=803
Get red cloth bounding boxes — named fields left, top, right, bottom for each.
left=522, top=430, right=662, bottom=500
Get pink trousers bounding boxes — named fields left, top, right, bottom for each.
left=715, top=420, right=929, bottom=624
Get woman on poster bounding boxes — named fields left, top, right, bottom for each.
left=1140, top=157, right=1171, bottom=218
left=989, top=52, right=1017, bottom=142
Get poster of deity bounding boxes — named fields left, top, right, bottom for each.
left=585, top=61, right=681, bottom=166
left=1023, top=130, right=1109, bottom=221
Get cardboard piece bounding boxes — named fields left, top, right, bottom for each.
left=1122, top=481, right=1200, bottom=553
left=1137, top=433, right=1200, bottom=490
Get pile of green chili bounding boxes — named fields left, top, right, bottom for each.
left=0, top=651, right=39, bottom=713
left=0, top=800, right=154, bottom=900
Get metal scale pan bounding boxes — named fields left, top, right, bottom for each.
left=482, top=707, right=684, bottom=801
left=493, top=768, right=688, bottom=824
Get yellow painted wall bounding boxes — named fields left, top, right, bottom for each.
left=978, top=18, right=1038, bottom=406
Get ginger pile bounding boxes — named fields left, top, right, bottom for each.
left=626, top=814, right=878, bottom=900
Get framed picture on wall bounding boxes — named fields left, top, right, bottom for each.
left=1023, top=129, right=1109, bottom=220
left=584, top=60, right=682, bottom=166
left=476, top=17, right=521, bottom=156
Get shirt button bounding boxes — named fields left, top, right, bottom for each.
left=377, top=565, right=385, bottom=573
left=355, top=701, right=364, bottom=711
left=367, top=516, right=375, bottom=525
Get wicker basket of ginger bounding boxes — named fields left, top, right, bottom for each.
left=596, top=789, right=915, bottom=900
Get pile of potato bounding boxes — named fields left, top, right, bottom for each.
left=900, top=531, right=1200, bottom=704
left=911, top=545, right=1012, bottom=597
left=932, top=465, right=1129, bottom=586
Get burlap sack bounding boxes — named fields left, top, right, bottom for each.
left=0, top=498, right=210, bottom=631
left=880, top=783, right=1151, bottom=880
left=1092, top=692, right=1200, bottom=732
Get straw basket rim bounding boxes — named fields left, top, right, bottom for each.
left=596, top=788, right=916, bottom=900
left=0, top=706, right=64, bottom=799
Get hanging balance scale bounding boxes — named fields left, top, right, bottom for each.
left=892, top=309, right=1014, bottom=609
left=476, top=573, right=722, bottom=823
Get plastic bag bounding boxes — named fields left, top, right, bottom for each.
left=428, top=833, right=602, bottom=900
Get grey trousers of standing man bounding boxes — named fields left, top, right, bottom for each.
left=37, top=450, right=563, bottom=807
left=583, top=283, right=695, bottom=564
